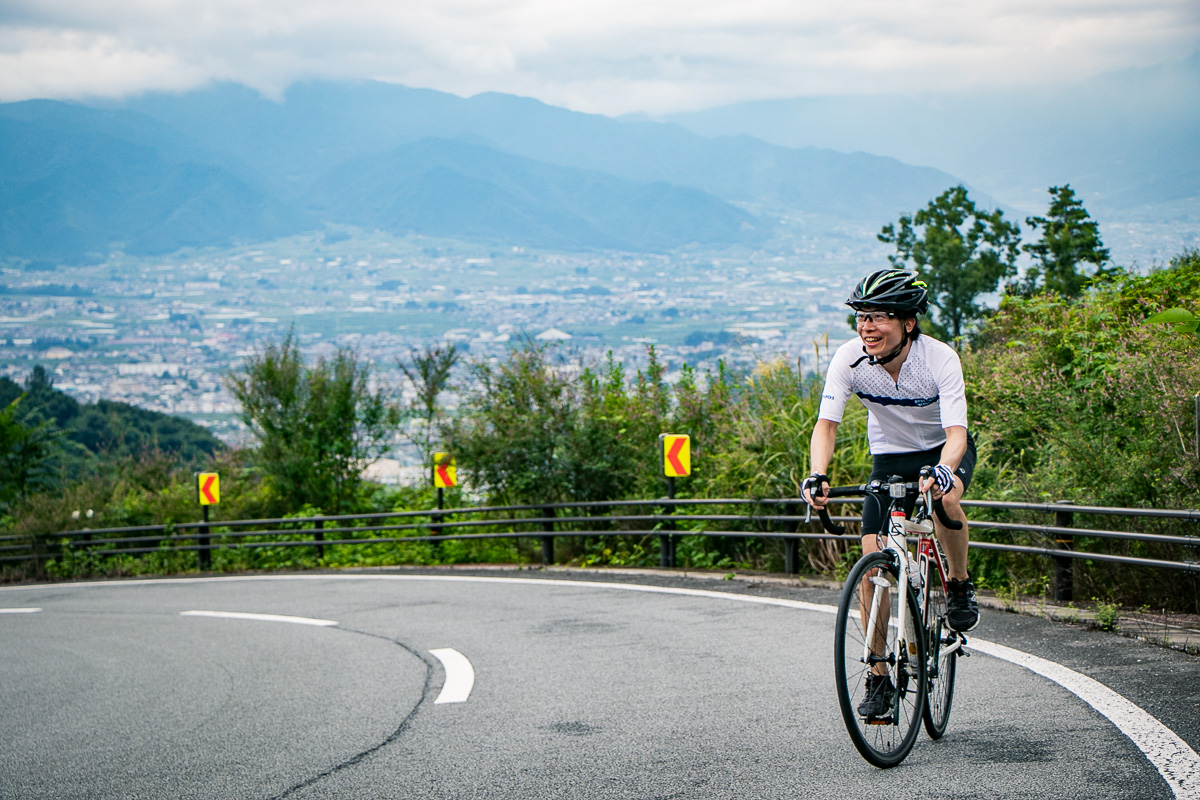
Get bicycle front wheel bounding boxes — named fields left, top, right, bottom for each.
left=922, top=555, right=958, bottom=739
left=833, top=551, right=927, bottom=768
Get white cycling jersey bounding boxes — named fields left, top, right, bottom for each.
left=818, top=335, right=969, bottom=454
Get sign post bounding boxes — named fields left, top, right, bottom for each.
left=659, top=435, right=691, bottom=568
left=196, top=472, right=219, bottom=570
left=432, top=453, right=456, bottom=537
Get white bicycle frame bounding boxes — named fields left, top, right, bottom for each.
left=859, top=488, right=935, bottom=676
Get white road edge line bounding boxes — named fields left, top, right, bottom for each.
left=0, top=607, right=42, bottom=613
left=180, top=610, right=338, bottom=627
left=7, top=573, right=1197, bottom=798
left=969, top=638, right=1200, bottom=800
left=429, top=648, right=475, bottom=704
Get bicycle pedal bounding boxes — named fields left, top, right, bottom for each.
left=864, top=716, right=894, bottom=726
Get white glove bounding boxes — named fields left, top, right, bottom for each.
left=932, top=464, right=956, bottom=494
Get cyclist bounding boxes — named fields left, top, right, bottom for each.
left=801, top=269, right=978, bottom=719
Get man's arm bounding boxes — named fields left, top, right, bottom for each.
left=920, top=425, right=967, bottom=497
left=804, top=418, right=839, bottom=507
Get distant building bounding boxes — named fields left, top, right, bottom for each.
left=118, top=363, right=184, bottom=377
left=535, top=327, right=572, bottom=341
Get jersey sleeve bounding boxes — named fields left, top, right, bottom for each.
left=817, top=341, right=856, bottom=423
left=932, top=345, right=969, bottom=430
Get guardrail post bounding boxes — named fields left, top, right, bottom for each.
left=198, top=505, right=211, bottom=571
left=432, top=488, right=444, bottom=537
left=784, top=502, right=800, bottom=575
left=660, top=478, right=676, bottom=568
left=1054, top=500, right=1074, bottom=602
left=314, top=518, right=325, bottom=561
left=541, top=506, right=555, bottom=565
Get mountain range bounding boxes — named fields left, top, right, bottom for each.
left=5, top=61, right=1195, bottom=266
left=1, top=81, right=968, bottom=263
left=659, top=54, right=1200, bottom=220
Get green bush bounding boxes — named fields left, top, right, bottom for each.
left=964, top=251, right=1200, bottom=609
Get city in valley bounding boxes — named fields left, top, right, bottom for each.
left=0, top=227, right=882, bottom=455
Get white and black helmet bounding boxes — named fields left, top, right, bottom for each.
left=846, top=269, right=929, bottom=316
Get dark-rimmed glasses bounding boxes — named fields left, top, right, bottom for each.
left=854, top=311, right=897, bottom=324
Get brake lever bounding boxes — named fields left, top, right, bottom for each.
left=917, top=465, right=964, bottom=531
left=803, top=487, right=845, bottom=535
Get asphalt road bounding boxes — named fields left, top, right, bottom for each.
left=2, top=568, right=1197, bottom=799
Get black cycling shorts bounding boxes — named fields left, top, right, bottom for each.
left=860, top=432, right=977, bottom=537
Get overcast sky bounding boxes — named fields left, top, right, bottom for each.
left=1, top=0, right=1197, bottom=115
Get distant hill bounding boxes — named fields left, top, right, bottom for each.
left=0, top=368, right=224, bottom=476
left=0, top=102, right=311, bottom=263
left=0, top=81, right=976, bottom=262
left=307, top=138, right=764, bottom=251
left=659, top=54, right=1200, bottom=218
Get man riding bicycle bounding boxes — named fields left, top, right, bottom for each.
left=801, top=269, right=979, bottom=718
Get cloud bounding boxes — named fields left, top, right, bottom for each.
left=1, top=0, right=1197, bottom=114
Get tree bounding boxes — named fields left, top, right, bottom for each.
left=0, top=396, right=62, bottom=511
left=397, top=344, right=459, bottom=467
left=225, top=331, right=399, bottom=514
left=1020, top=185, right=1113, bottom=298
left=444, top=339, right=581, bottom=505
left=879, top=185, right=1022, bottom=343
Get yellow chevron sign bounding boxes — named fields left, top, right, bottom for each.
left=661, top=434, right=691, bottom=477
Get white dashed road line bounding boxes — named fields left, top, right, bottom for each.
left=429, top=648, right=476, bottom=704
left=180, top=610, right=339, bottom=627
left=0, top=607, right=42, bottom=613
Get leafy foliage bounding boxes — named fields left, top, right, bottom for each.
left=0, top=366, right=224, bottom=480
left=969, top=250, right=1200, bottom=505
left=0, top=396, right=62, bottom=512
left=1019, top=185, right=1113, bottom=298
left=397, top=344, right=459, bottom=467
left=443, top=337, right=868, bottom=572
left=965, top=251, right=1200, bottom=608
left=879, top=185, right=1021, bottom=343
left=225, top=329, right=400, bottom=515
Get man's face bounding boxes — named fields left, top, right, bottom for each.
left=855, top=309, right=910, bottom=357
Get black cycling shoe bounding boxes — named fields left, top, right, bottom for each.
left=857, top=673, right=896, bottom=719
left=946, top=577, right=980, bottom=631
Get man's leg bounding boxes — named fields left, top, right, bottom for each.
left=934, top=477, right=969, bottom=581
left=935, top=477, right=979, bottom=631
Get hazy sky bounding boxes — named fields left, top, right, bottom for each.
left=1, top=0, right=1197, bottom=115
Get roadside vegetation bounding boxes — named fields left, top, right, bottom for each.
left=3, top=186, right=1197, bottom=613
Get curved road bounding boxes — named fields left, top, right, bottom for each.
left=2, top=569, right=1197, bottom=799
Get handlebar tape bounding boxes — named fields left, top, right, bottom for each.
left=932, top=498, right=964, bottom=531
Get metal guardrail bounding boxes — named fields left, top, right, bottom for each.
left=3, top=497, right=1198, bottom=601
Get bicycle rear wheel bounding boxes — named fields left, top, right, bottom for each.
left=922, top=554, right=958, bottom=739
left=833, top=551, right=927, bottom=768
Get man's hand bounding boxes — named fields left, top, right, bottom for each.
left=802, top=472, right=830, bottom=508
left=920, top=464, right=956, bottom=499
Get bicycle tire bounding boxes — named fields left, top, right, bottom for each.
left=922, top=553, right=957, bottom=739
left=833, top=551, right=927, bottom=768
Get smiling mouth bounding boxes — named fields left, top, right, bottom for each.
left=862, top=335, right=884, bottom=346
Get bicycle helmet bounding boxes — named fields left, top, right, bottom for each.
left=846, top=269, right=928, bottom=316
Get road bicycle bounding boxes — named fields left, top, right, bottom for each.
left=808, top=466, right=969, bottom=768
